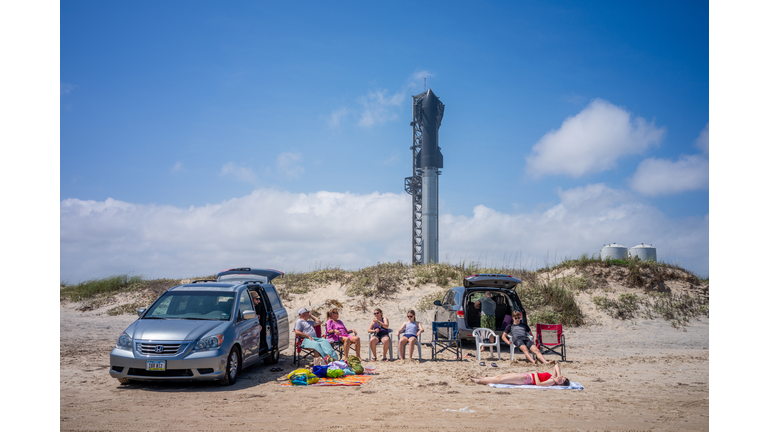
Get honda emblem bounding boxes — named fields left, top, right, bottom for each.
left=155, top=345, right=164, bottom=353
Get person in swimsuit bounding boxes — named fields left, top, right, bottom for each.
left=367, top=308, right=391, bottom=361
left=326, top=308, right=361, bottom=362
left=396, top=310, right=424, bottom=360
left=468, top=363, right=570, bottom=387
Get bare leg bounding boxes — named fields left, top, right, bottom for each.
left=519, top=345, right=536, bottom=363
left=342, top=337, right=351, bottom=361
left=381, top=336, right=391, bottom=360
left=468, top=372, right=528, bottom=385
left=369, top=336, right=380, bottom=360
left=398, top=336, right=408, bottom=359
left=352, top=335, right=361, bottom=358
left=531, top=346, right=551, bottom=364
left=408, top=337, right=417, bottom=359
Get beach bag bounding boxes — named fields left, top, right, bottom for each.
left=287, top=368, right=319, bottom=385
left=312, top=365, right=329, bottom=378
left=326, top=368, right=344, bottom=378
left=348, top=355, right=364, bottom=374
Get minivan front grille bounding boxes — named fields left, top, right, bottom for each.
left=136, top=342, right=188, bottom=355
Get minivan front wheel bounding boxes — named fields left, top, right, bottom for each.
left=219, top=347, right=240, bottom=386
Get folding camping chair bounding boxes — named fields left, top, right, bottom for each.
left=431, top=321, right=462, bottom=361
left=396, top=329, right=422, bottom=361
left=472, top=328, right=501, bottom=361
left=536, top=323, right=566, bottom=362
left=293, top=324, right=322, bottom=366
left=368, top=328, right=394, bottom=361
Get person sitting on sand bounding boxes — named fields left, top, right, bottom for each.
left=502, top=311, right=550, bottom=364
left=326, top=308, right=361, bottom=362
left=396, top=310, right=424, bottom=360
left=469, top=363, right=570, bottom=387
left=294, top=308, right=338, bottom=362
left=367, top=308, right=391, bottom=361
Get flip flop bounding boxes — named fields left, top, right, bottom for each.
left=479, top=362, right=486, bottom=366
left=269, top=367, right=284, bottom=372
left=491, top=362, right=498, bottom=368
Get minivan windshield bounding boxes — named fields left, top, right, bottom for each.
left=144, top=291, right=236, bottom=320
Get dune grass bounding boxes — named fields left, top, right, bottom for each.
left=60, top=274, right=145, bottom=301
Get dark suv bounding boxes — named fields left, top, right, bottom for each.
left=432, top=274, right=528, bottom=340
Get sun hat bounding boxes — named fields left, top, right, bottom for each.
left=297, top=307, right=309, bottom=315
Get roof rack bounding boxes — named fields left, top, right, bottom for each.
left=191, top=279, right=218, bottom=283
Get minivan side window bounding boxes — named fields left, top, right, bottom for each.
left=237, top=291, right=254, bottom=321
left=442, top=290, right=453, bottom=306
left=265, top=286, right=282, bottom=309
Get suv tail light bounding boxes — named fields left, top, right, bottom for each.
left=457, top=310, right=465, bottom=318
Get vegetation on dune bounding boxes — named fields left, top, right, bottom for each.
left=62, top=254, right=707, bottom=327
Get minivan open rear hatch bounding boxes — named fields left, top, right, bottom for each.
left=463, top=274, right=522, bottom=289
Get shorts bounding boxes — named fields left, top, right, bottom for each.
left=513, top=337, right=534, bottom=349
left=480, top=314, right=496, bottom=330
left=403, top=334, right=417, bottom=339
left=372, top=332, right=389, bottom=340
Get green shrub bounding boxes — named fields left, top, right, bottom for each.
left=517, top=281, right=584, bottom=326
left=345, top=262, right=409, bottom=297
left=60, top=274, right=144, bottom=301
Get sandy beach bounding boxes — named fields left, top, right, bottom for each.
left=60, top=276, right=708, bottom=431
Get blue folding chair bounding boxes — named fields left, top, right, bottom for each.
left=431, top=321, right=462, bottom=361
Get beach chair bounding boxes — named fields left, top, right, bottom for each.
left=472, top=328, right=501, bottom=361
left=396, top=329, right=422, bottom=361
left=431, top=321, right=462, bottom=361
left=536, top=323, right=566, bottom=362
left=293, top=324, right=322, bottom=366
left=367, top=328, right=394, bottom=361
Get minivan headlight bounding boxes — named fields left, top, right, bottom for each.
left=192, top=334, right=224, bottom=352
left=116, top=332, right=133, bottom=350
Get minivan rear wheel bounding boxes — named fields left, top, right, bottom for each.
left=264, top=347, right=280, bottom=364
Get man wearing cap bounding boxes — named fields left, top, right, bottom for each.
left=295, top=308, right=338, bottom=362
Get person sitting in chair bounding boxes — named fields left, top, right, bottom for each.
left=502, top=311, right=550, bottom=364
left=367, top=308, right=391, bottom=361
left=294, top=308, right=338, bottom=362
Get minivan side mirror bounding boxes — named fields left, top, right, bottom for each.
left=433, top=300, right=442, bottom=306
left=137, top=308, right=147, bottom=317
left=242, top=310, right=256, bottom=320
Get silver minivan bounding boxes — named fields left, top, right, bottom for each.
left=109, top=273, right=289, bottom=386
left=433, top=274, right=529, bottom=340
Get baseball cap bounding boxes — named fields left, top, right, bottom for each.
left=297, top=307, right=309, bottom=315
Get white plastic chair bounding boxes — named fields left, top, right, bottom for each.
left=396, top=329, right=422, bottom=361
left=368, top=329, right=394, bottom=361
left=472, top=328, right=501, bottom=361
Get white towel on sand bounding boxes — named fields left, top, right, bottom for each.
left=489, top=381, right=584, bottom=390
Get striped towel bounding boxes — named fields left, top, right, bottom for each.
left=281, top=375, right=372, bottom=387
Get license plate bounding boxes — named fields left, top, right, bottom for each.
left=146, top=360, right=166, bottom=371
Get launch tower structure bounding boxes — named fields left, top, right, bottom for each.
left=404, top=89, right=444, bottom=265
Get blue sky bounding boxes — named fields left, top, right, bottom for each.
left=59, top=1, right=710, bottom=280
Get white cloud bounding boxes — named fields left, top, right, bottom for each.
left=277, top=152, right=305, bottom=179
left=171, top=161, right=183, bottom=173
left=60, top=185, right=709, bottom=282
left=695, top=123, right=709, bottom=155
left=61, top=82, right=76, bottom=95
left=220, top=162, right=258, bottom=184
left=329, top=70, right=436, bottom=129
left=629, top=123, right=710, bottom=196
left=526, top=99, right=666, bottom=178
left=629, top=155, right=709, bottom=196
left=358, top=89, right=406, bottom=127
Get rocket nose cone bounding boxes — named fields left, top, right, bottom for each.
left=424, top=89, right=438, bottom=108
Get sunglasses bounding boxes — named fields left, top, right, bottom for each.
left=374, top=312, right=381, bottom=315
left=407, top=315, right=414, bottom=318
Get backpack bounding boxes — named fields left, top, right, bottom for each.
left=347, top=355, right=364, bottom=374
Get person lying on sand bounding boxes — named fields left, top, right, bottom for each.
left=469, top=363, right=570, bottom=387
left=367, top=308, right=391, bottom=361
left=502, top=311, right=551, bottom=364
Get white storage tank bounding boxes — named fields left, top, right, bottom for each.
left=600, top=243, right=628, bottom=260
left=629, top=243, right=657, bottom=262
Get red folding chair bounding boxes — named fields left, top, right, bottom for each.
left=535, top=323, right=566, bottom=362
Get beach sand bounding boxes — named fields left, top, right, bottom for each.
left=60, top=278, right=708, bottom=431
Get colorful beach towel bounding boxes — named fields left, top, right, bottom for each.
left=489, top=381, right=584, bottom=390
left=281, top=375, right=372, bottom=387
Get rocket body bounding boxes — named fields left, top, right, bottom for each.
left=418, top=89, right=443, bottom=264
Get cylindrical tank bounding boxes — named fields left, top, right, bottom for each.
left=629, top=243, right=657, bottom=262
left=600, top=243, right=628, bottom=260
left=421, top=167, right=439, bottom=263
